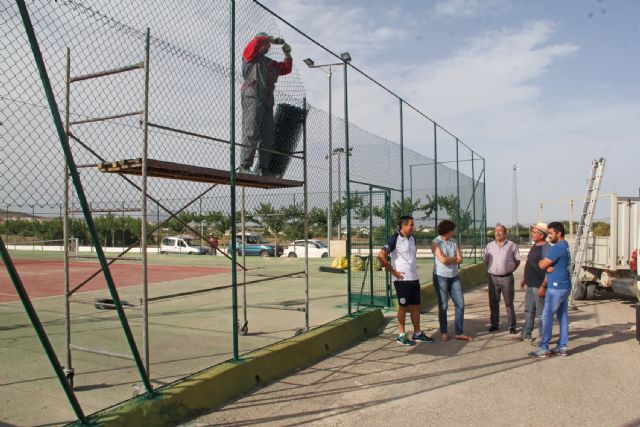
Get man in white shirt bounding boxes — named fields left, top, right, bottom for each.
left=379, top=216, right=434, bottom=346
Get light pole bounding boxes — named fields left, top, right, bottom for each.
left=303, top=58, right=344, bottom=253
left=326, top=147, right=352, bottom=239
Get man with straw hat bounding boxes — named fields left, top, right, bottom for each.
left=519, top=222, right=550, bottom=342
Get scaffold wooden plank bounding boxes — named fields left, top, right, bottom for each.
left=96, top=158, right=303, bottom=189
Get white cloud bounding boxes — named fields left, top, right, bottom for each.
left=396, top=21, right=579, bottom=122
left=270, top=0, right=410, bottom=58
left=434, top=0, right=511, bottom=18
left=267, top=2, right=639, bottom=224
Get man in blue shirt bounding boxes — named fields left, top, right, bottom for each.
left=528, top=222, right=572, bottom=358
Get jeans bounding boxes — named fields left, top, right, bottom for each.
left=434, top=274, right=465, bottom=335
left=522, top=286, right=545, bottom=338
left=488, top=274, right=516, bottom=329
left=540, top=287, right=570, bottom=350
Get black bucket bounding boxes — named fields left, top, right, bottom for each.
left=261, top=103, right=305, bottom=177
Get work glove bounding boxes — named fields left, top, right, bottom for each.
left=269, top=36, right=285, bottom=45
left=282, top=43, right=292, bottom=55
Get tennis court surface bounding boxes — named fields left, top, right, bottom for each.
left=0, top=259, right=230, bottom=303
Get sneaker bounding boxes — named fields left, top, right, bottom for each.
left=528, top=347, right=551, bottom=358
left=521, top=335, right=533, bottom=342
left=509, top=328, right=518, bottom=334
left=487, top=325, right=499, bottom=332
left=551, top=346, right=569, bottom=357
left=397, top=334, right=416, bottom=346
left=412, top=332, right=435, bottom=343
left=237, top=167, right=255, bottom=175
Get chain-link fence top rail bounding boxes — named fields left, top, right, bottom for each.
left=2, top=0, right=483, bottom=225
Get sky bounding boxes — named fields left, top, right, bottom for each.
left=264, top=0, right=640, bottom=225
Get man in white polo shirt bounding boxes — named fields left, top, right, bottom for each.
left=379, top=215, right=434, bottom=346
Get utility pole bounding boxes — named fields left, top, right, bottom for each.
left=512, top=164, right=519, bottom=239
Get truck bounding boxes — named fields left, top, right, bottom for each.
left=568, top=194, right=639, bottom=300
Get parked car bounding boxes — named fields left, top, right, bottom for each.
left=160, top=236, right=208, bottom=255
left=285, top=239, right=329, bottom=258
left=229, top=235, right=284, bottom=257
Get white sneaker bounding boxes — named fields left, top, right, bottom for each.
left=238, top=167, right=255, bottom=175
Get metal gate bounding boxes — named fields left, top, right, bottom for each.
left=348, top=184, right=393, bottom=308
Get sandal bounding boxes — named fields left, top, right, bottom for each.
left=441, top=333, right=449, bottom=341
left=454, top=334, right=473, bottom=342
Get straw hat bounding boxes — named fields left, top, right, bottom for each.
left=531, top=222, right=549, bottom=235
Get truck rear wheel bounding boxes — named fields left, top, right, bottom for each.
left=573, top=281, right=588, bottom=300
left=260, top=250, right=269, bottom=258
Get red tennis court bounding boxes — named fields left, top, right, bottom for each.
left=0, top=259, right=230, bottom=303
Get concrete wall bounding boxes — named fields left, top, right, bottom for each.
left=414, top=262, right=487, bottom=312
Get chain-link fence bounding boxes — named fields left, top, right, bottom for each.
left=1, top=1, right=486, bottom=424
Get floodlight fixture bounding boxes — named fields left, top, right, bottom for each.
left=340, top=52, right=352, bottom=62
left=303, top=58, right=315, bottom=67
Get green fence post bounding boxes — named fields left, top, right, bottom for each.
left=0, top=238, right=86, bottom=422
left=482, top=157, right=487, bottom=254
left=385, top=189, right=391, bottom=306
left=369, top=186, right=374, bottom=306
left=399, top=98, right=404, bottom=209
left=471, top=152, right=477, bottom=263
left=409, top=164, right=413, bottom=209
left=455, top=138, right=461, bottom=243
left=343, top=58, right=352, bottom=316
left=15, top=0, right=153, bottom=393
left=229, top=0, right=239, bottom=360
left=433, top=123, right=438, bottom=229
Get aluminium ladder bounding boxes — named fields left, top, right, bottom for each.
left=569, top=158, right=606, bottom=304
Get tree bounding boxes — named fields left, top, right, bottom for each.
left=203, top=211, right=233, bottom=236
left=593, top=222, right=610, bottom=236
left=280, top=203, right=305, bottom=240
left=164, top=212, right=198, bottom=235
left=253, top=202, right=284, bottom=236
left=421, top=194, right=472, bottom=231
left=94, top=214, right=118, bottom=246
left=308, top=207, right=327, bottom=237
left=390, top=197, right=424, bottom=228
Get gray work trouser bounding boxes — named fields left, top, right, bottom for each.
left=240, top=95, right=274, bottom=171
left=522, top=286, right=545, bottom=338
left=488, top=273, right=516, bottom=329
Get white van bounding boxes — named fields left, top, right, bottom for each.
left=160, top=236, right=208, bottom=255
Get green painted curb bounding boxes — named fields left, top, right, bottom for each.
left=79, top=308, right=385, bottom=427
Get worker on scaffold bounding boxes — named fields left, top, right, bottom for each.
left=239, top=32, right=292, bottom=176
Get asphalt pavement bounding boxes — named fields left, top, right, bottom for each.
left=183, top=265, right=639, bottom=427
